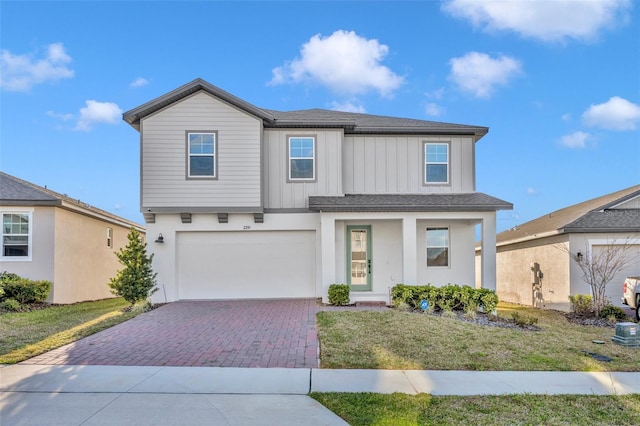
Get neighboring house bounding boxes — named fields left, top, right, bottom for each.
left=123, top=78, right=512, bottom=304
left=0, top=172, right=145, bottom=304
left=482, top=185, right=640, bottom=311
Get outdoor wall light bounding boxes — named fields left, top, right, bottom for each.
left=576, top=251, right=583, bottom=262
left=155, top=233, right=164, bottom=244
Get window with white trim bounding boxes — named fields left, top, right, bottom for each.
left=424, top=143, right=448, bottom=184
left=426, top=227, right=449, bottom=267
left=187, top=132, right=216, bottom=178
left=106, top=228, right=113, bottom=248
left=288, top=136, right=315, bottom=180
left=2, top=212, right=31, bottom=259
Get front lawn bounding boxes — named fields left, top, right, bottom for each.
left=0, top=298, right=145, bottom=364
left=316, top=303, right=640, bottom=371
left=311, top=392, right=640, bottom=426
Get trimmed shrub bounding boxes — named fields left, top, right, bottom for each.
left=3, top=279, right=51, bottom=304
left=511, top=311, right=539, bottom=327
left=328, top=284, right=350, bottom=306
left=0, top=298, right=22, bottom=312
left=599, top=304, right=627, bottom=321
left=569, top=294, right=593, bottom=316
left=390, top=284, right=498, bottom=314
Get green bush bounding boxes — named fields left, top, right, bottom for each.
left=391, top=284, right=498, bottom=314
left=511, top=311, right=539, bottom=327
left=108, top=228, right=158, bottom=306
left=599, top=304, right=627, bottom=321
left=569, top=294, right=593, bottom=316
left=3, top=279, right=51, bottom=304
left=0, top=298, right=22, bottom=312
left=328, top=284, right=350, bottom=306
left=0, top=271, right=21, bottom=300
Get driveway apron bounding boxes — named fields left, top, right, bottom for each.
left=21, top=299, right=319, bottom=368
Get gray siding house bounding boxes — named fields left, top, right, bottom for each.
left=123, top=78, right=512, bottom=304
left=487, top=185, right=640, bottom=310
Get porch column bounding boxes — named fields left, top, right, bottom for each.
left=481, top=214, right=497, bottom=291
left=402, top=216, right=417, bottom=284
left=320, top=214, right=336, bottom=303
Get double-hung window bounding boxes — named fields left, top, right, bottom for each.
left=426, top=227, right=449, bottom=267
left=187, top=132, right=217, bottom=178
left=2, top=212, right=31, bottom=259
left=424, top=143, right=449, bottom=184
left=288, top=136, right=315, bottom=181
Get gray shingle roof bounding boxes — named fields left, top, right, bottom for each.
left=0, top=172, right=60, bottom=205
left=309, top=193, right=513, bottom=212
left=0, top=172, right=143, bottom=229
left=123, top=78, right=488, bottom=137
left=497, top=185, right=640, bottom=245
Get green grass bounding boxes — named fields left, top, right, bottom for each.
left=0, top=298, right=144, bottom=364
left=311, top=393, right=640, bottom=426
left=316, top=303, right=640, bottom=371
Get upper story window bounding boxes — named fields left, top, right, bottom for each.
left=288, top=136, right=316, bottom=181
left=2, top=212, right=32, bottom=260
left=426, top=227, right=449, bottom=267
left=106, top=227, right=113, bottom=248
left=187, top=131, right=217, bottom=178
left=424, top=143, right=449, bottom=184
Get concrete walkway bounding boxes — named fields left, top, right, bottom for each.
left=2, top=364, right=639, bottom=425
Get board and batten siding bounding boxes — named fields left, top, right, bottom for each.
left=343, top=135, right=475, bottom=194
left=141, top=91, right=262, bottom=208
left=263, top=129, right=343, bottom=209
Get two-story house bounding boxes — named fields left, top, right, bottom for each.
left=123, top=78, right=512, bottom=304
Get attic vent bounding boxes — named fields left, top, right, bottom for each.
left=217, top=213, right=228, bottom=223
left=254, top=213, right=264, bottom=223
left=180, top=213, right=192, bottom=223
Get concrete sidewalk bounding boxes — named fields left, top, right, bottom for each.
left=2, top=365, right=640, bottom=425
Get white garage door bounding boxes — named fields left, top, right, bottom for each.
left=176, top=231, right=316, bottom=300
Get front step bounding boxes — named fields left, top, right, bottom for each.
left=355, top=301, right=388, bottom=307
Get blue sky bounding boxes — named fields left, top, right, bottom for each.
left=1, top=1, right=639, bottom=232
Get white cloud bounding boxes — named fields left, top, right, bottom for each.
left=561, top=113, right=572, bottom=122
left=425, top=102, right=445, bottom=117
left=270, top=30, right=403, bottom=96
left=75, top=100, right=123, bottom=131
left=442, top=0, right=631, bottom=43
left=561, top=131, right=590, bottom=148
left=330, top=100, right=366, bottom=113
left=526, top=187, right=538, bottom=195
left=582, top=96, right=640, bottom=131
left=448, top=51, right=522, bottom=98
left=46, top=110, right=74, bottom=121
left=130, top=77, right=149, bottom=88
left=0, top=43, right=74, bottom=92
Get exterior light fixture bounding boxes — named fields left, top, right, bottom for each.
left=576, top=252, right=583, bottom=262
left=155, top=233, right=164, bottom=243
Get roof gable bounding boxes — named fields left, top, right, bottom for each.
left=497, top=185, right=640, bottom=245
left=123, top=78, right=488, bottom=137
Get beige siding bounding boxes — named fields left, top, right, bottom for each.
left=263, top=129, right=343, bottom=209
left=53, top=208, right=134, bottom=304
left=494, top=235, right=571, bottom=307
left=141, top=91, right=262, bottom=208
left=343, top=135, right=475, bottom=194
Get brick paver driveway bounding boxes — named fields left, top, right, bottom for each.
left=22, top=299, right=318, bottom=368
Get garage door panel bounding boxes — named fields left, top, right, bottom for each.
left=177, top=231, right=315, bottom=300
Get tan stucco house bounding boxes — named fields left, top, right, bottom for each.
left=483, top=185, right=640, bottom=311
left=123, top=78, right=512, bottom=304
left=0, top=172, right=145, bottom=304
